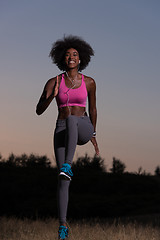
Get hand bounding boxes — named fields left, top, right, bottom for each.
left=90, top=137, right=100, bottom=156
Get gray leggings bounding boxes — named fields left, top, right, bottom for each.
left=54, top=115, right=94, bottom=224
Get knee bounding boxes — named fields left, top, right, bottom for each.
left=78, top=137, right=91, bottom=145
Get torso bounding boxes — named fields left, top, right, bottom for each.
left=57, top=73, right=87, bottom=119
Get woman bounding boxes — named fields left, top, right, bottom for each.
left=36, top=35, right=99, bottom=239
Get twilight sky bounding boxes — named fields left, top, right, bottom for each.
left=0, top=0, right=160, bottom=173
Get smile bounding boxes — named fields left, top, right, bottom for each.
left=68, top=60, right=76, bottom=64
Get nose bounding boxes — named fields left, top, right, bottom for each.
left=69, top=54, right=74, bottom=59
left=68, top=55, right=75, bottom=61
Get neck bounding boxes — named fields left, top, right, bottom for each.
left=66, top=69, right=78, bottom=79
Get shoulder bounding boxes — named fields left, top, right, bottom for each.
left=83, top=74, right=96, bottom=92
left=45, top=74, right=63, bottom=89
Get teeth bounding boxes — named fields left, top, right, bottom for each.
left=69, top=61, right=75, bottom=63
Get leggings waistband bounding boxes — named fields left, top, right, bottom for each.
left=56, top=115, right=89, bottom=126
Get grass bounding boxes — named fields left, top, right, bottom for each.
left=0, top=215, right=160, bottom=240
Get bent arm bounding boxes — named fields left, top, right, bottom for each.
left=86, top=77, right=99, bottom=155
left=36, top=77, right=58, bottom=115
left=87, top=78, right=97, bottom=132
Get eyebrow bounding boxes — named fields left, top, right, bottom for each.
left=66, top=51, right=78, bottom=54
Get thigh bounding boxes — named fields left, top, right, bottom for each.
left=77, top=116, right=94, bottom=145
left=54, top=119, right=66, bottom=171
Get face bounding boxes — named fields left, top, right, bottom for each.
left=65, top=48, right=80, bottom=69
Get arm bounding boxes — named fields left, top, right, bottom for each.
left=88, top=78, right=97, bottom=131
left=87, top=77, right=100, bottom=155
left=36, top=76, right=59, bottom=115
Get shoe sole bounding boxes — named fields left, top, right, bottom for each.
left=59, top=172, right=71, bottom=180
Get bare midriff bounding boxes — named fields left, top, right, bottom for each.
left=57, top=106, right=86, bottom=119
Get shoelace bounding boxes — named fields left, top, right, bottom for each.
left=61, top=163, right=73, bottom=176
left=58, top=226, right=68, bottom=239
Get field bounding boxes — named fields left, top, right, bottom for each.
left=0, top=215, right=160, bottom=240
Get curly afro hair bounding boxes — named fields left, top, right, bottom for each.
left=49, top=35, right=94, bottom=71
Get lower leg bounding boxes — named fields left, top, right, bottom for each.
left=54, top=123, right=70, bottom=239
left=58, top=178, right=69, bottom=239
left=58, top=178, right=70, bottom=225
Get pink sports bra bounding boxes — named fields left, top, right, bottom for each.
left=56, top=74, right=87, bottom=108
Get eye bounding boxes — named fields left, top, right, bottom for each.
left=73, top=51, right=79, bottom=56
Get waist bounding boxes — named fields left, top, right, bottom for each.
left=58, top=103, right=86, bottom=108
left=58, top=106, right=86, bottom=119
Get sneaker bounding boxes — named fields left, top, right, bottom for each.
left=58, top=225, right=68, bottom=239
left=59, top=163, right=73, bottom=180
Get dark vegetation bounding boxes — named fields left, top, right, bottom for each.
left=0, top=153, right=160, bottom=220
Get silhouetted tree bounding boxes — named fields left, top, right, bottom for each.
left=0, top=153, right=5, bottom=166
left=26, top=154, right=51, bottom=168
left=4, top=153, right=51, bottom=168
left=6, top=153, right=16, bottom=166
left=137, top=166, right=143, bottom=175
left=110, top=157, right=126, bottom=174
left=72, top=153, right=106, bottom=172
left=155, top=166, right=160, bottom=176
left=92, top=154, right=106, bottom=172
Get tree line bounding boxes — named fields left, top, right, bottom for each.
left=0, top=152, right=160, bottom=219
left=0, top=152, right=160, bottom=176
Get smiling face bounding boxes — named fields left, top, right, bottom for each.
left=65, top=48, right=80, bottom=70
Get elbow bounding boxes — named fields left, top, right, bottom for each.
left=36, top=110, right=41, bottom=116
left=36, top=106, right=42, bottom=115
left=36, top=111, right=41, bottom=116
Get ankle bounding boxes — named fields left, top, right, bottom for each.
left=60, top=222, right=67, bottom=227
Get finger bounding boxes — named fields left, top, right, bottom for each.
left=95, top=146, right=100, bottom=155
left=56, top=78, right=59, bottom=87
left=96, top=148, right=100, bottom=155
